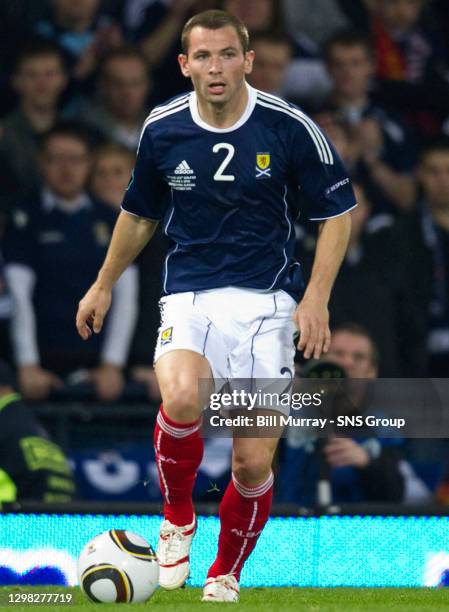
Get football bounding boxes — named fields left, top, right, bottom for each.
left=77, top=530, right=159, bottom=603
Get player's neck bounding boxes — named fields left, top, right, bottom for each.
left=196, top=83, right=249, bottom=129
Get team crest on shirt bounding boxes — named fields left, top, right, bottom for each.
left=256, top=153, right=271, bottom=178
left=160, top=326, right=173, bottom=345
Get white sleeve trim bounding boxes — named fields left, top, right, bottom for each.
left=4, top=263, right=39, bottom=366
left=309, top=202, right=358, bottom=221
left=120, top=206, right=161, bottom=222
left=101, top=265, right=139, bottom=366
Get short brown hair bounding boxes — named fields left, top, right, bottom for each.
left=181, top=10, right=249, bottom=54
left=332, top=322, right=379, bottom=368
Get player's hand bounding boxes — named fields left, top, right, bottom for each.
left=90, top=364, right=125, bottom=402
left=324, top=437, right=370, bottom=468
left=76, top=283, right=112, bottom=340
left=293, top=294, right=331, bottom=359
left=18, top=365, right=63, bottom=401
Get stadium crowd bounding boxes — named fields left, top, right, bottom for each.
left=0, top=0, right=448, bottom=507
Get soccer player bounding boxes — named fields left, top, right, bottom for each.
left=76, top=10, right=355, bottom=602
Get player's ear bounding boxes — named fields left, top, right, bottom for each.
left=178, top=54, right=190, bottom=78
left=244, top=50, right=255, bottom=76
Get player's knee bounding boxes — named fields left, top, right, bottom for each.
left=232, top=451, right=272, bottom=485
left=163, top=385, right=201, bottom=423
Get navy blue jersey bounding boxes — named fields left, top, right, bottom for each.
left=122, top=85, right=356, bottom=301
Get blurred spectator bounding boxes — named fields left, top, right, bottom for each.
left=89, top=143, right=135, bottom=209
left=320, top=29, right=417, bottom=213
left=371, top=0, right=442, bottom=84
left=279, top=325, right=406, bottom=505
left=33, top=0, right=123, bottom=89
left=247, top=32, right=292, bottom=94
left=122, top=0, right=217, bottom=102
left=326, top=323, right=379, bottom=378
left=395, top=136, right=449, bottom=376
left=368, top=0, right=449, bottom=135
left=222, top=0, right=284, bottom=34
left=0, top=41, right=68, bottom=203
left=88, top=141, right=163, bottom=403
left=128, top=222, right=168, bottom=402
left=3, top=123, right=138, bottom=402
left=88, top=138, right=164, bottom=401
left=77, top=46, right=151, bottom=151
left=297, top=181, right=426, bottom=376
left=0, top=2, right=50, bottom=115
left=283, top=0, right=351, bottom=50
left=0, top=361, right=75, bottom=505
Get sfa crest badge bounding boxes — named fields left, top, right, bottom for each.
left=256, top=153, right=271, bottom=178
left=160, top=327, right=173, bottom=346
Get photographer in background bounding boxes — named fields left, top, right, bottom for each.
left=0, top=361, right=75, bottom=506
left=278, top=324, right=406, bottom=505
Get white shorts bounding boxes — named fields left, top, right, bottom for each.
left=154, top=287, right=297, bottom=381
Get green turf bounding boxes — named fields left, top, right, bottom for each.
left=1, top=586, right=449, bottom=611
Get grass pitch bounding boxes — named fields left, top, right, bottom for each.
left=1, top=586, right=449, bottom=611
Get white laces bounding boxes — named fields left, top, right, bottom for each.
left=158, top=521, right=189, bottom=564
left=210, top=574, right=239, bottom=592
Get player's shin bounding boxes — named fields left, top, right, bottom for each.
left=207, top=471, right=274, bottom=581
left=153, top=404, right=203, bottom=526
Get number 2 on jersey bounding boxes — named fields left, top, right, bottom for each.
left=213, top=143, right=235, bottom=182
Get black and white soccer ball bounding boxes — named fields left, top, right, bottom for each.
left=77, top=530, right=159, bottom=603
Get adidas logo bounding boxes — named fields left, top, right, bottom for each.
left=174, top=160, right=194, bottom=175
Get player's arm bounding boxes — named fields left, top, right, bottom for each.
left=76, top=211, right=158, bottom=340
left=294, top=213, right=351, bottom=359
left=288, top=112, right=355, bottom=360
left=77, top=122, right=169, bottom=341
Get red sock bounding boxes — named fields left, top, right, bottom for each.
left=153, top=404, right=203, bottom=526
left=207, top=472, right=274, bottom=581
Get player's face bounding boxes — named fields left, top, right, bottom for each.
left=249, top=42, right=291, bottom=93
left=179, top=26, right=254, bottom=107
left=418, top=151, right=449, bottom=210
left=327, top=45, right=373, bottom=99
left=41, top=136, right=91, bottom=200
left=327, top=332, right=377, bottom=379
left=90, top=153, right=133, bottom=209
left=14, top=56, right=67, bottom=107
left=102, top=58, right=150, bottom=120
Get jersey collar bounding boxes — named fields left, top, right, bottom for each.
left=189, top=83, right=256, bottom=133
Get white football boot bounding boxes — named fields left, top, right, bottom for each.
left=157, top=516, right=196, bottom=589
left=201, top=574, right=240, bottom=603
